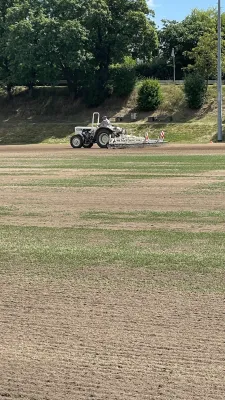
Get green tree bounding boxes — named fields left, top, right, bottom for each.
left=186, top=32, right=218, bottom=80
left=7, top=19, right=39, bottom=94
left=2, top=0, right=158, bottom=101
left=38, top=17, right=90, bottom=97
left=158, top=9, right=217, bottom=79
left=187, top=18, right=225, bottom=80
left=84, top=0, right=158, bottom=101
left=0, top=0, right=16, bottom=97
left=5, top=0, right=90, bottom=97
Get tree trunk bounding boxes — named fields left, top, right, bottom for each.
left=6, top=84, right=13, bottom=100
left=28, top=83, right=34, bottom=98
left=97, top=63, right=110, bottom=97
left=67, top=80, right=77, bottom=100
left=62, top=67, right=79, bottom=100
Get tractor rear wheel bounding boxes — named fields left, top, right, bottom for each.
left=70, top=134, right=83, bottom=148
left=96, top=130, right=110, bottom=148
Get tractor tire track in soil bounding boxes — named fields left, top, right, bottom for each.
left=0, top=267, right=225, bottom=400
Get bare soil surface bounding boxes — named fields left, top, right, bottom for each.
left=0, top=144, right=225, bottom=400
left=1, top=267, right=225, bottom=400
left=1, top=142, right=225, bottom=154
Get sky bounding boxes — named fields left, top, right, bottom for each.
left=148, top=0, right=225, bottom=27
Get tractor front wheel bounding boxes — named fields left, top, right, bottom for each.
left=70, top=134, right=83, bottom=148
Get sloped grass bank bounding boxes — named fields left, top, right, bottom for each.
left=0, top=121, right=219, bottom=145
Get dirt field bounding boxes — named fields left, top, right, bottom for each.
left=0, top=144, right=225, bottom=400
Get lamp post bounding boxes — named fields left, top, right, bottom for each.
left=218, top=0, right=223, bottom=141
left=171, top=48, right=175, bottom=83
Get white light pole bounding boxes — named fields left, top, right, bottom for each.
left=171, top=48, right=175, bottom=83
left=218, top=0, right=223, bottom=141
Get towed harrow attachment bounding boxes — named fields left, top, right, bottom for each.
left=108, top=132, right=166, bottom=149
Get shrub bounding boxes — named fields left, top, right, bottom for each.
left=136, top=58, right=173, bottom=80
left=110, top=64, right=136, bottom=97
left=137, top=79, right=163, bottom=111
left=184, top=73, right=207, bottom=109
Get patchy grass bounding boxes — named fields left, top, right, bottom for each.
left=1, top=154, right=225, bottom=174
left=16, top=176, right=123, bottom=188
left=0, top=150, right=225, bottom=293
left=81, top=210, right=225, bottom=225
left=0, top=225, right=225, bottom=293
left=0, top=206, right=15, bottom=215
left=1, top=146, right=225, bottom=400
left=188, top=181, right=225, bottom=195
left=197, top=181, right=225, bottom=192
left=0, top=173, right=205, bottom=188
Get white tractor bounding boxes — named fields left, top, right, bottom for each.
left=70, top=112, right=125, bottom=149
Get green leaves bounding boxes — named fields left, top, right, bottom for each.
left=0, top=0, right=158, bottom=100
left=184, top=73, right=207, bottom=109
left=1, top=1, right=225, bottom=102
left=158, top=9, right=220, bottom=80
left=110, top=62, right=136, bottom=97
left=187, top=31, right=218, bottom=80
left=137, top=79, right=163, bottom=111
left=124, top=11, right=158, bottom=60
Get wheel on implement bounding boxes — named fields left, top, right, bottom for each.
left=70, top=134, right=83, bottom=148
left=96, top=129, right=110, bottom=148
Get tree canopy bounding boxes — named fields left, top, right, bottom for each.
left=0, top=2, right=224, bottom=102
left=158, top=9, right=220, bottom=79
left=0, top=0, right=157, bottom=99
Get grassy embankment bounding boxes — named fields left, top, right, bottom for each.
left=0, top=84, right=224, bottom=144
